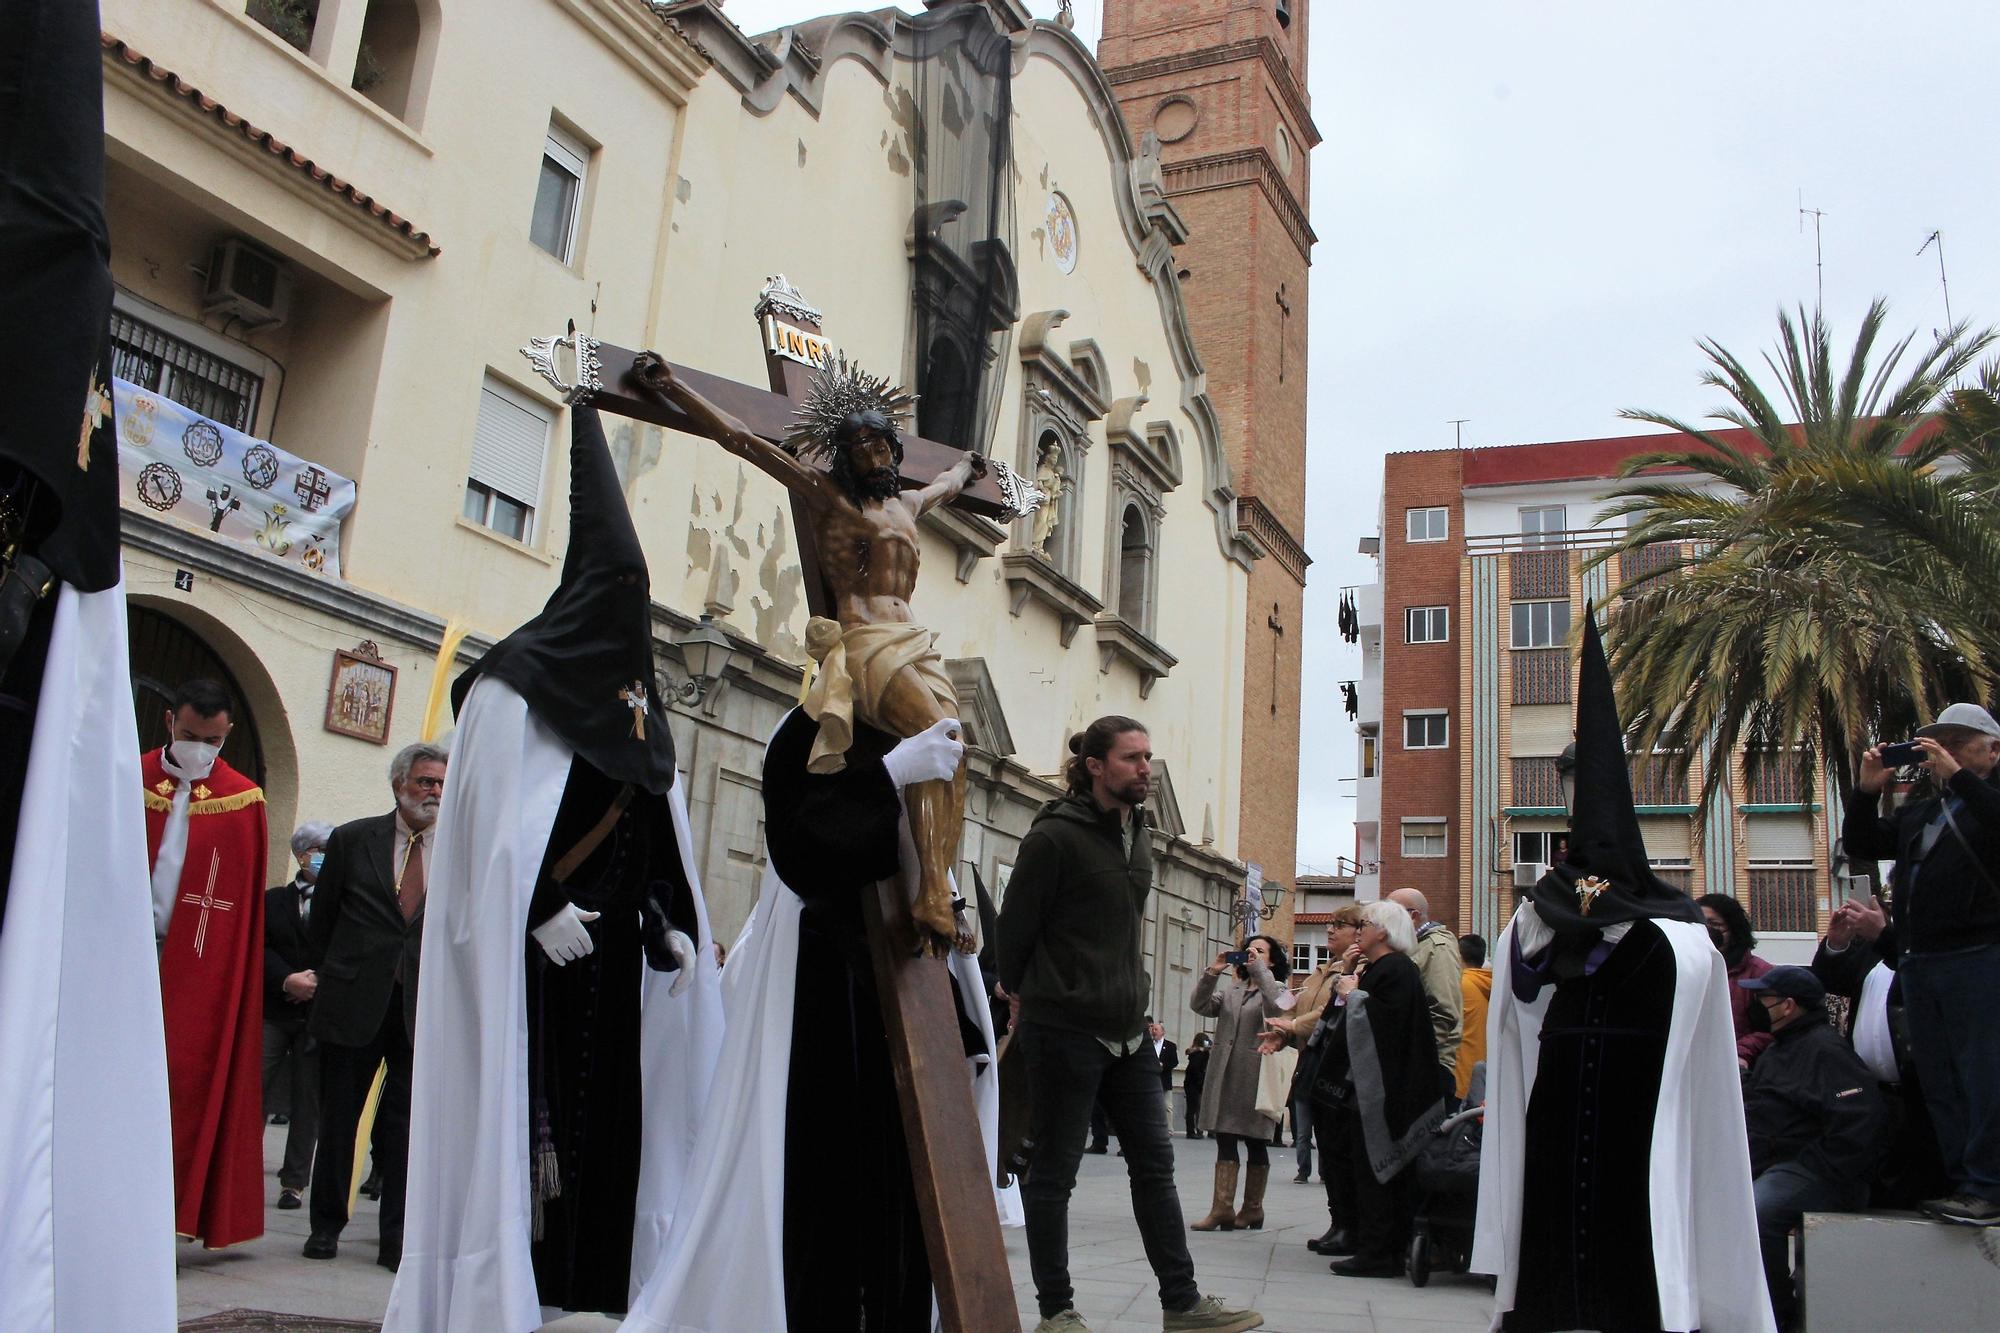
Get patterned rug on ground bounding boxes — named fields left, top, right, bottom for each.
left=180, top=1313, right=380, bottom=1332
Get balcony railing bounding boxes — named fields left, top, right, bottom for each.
left=1512, top=757, right=1563, bottom=808
left=1630, top=755, right=1690, bottom=806
left=1511, top=648, right=1571, bottom=705
left=1749, top=868, right=1818, bottom=932
left=1745, top=753, right=1812, bottom=805
left=1619, top=542, right=1685, bottom=588
left=1509, top=548, right=1570, bottom=599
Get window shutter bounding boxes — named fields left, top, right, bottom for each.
left=470, top=380, right=550, bottom=508
left=1639, top=816, right=1691, bottom=861
left=1747, top=815, right=1815, bottom=862
left=1509, top=704, right=1571, bottom=756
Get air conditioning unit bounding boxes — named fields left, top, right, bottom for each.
left=202, top=239, right=292, bottom=328
left=1512, top=862, right=1548, bottom=890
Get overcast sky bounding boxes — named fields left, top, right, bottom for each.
left=720, top=1, right=2000, bottom=876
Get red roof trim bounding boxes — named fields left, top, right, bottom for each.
left=1459, top=418, right=1937, bottom=488
left=102, top=33, right=440, bottom=258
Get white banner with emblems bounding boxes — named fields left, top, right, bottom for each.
left=113, top=377, right=357, bottom=577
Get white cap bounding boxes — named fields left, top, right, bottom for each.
left=1916, top=703, right=2000, bottom=739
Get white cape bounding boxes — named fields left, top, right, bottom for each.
left=0, top=580, right=176, bottom=1332
left=1472, top=904, right=1774, bottom=1333
left=622, top=745, right=1014, bottom=1333
left=385, top=678, right=724, bottom=1333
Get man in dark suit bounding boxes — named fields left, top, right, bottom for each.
left=263, top=821, right=331, bottom=1210
left=1151, top=1017, right=1180, bottom=1122
left=303, top=742, right=447, bottom=1269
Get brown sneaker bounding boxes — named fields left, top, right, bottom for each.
left=1163, top=1294, right=1262, bottom=1332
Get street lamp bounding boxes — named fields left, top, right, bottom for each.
left=1555, top=741, right=1578, bottom=817
left=662, top=614, right=740, bottom=706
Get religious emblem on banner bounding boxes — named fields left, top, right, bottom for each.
left=241, top=444, right=281, bottom=489
left=121, top=392, right=157, bottom=447
left=137, top=462, right=182, bottom=511
left=79, top=376, right=111, bottom=468
left=183, top=420, right=224, bottom=467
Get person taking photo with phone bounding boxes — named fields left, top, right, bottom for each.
left=1843, top=702, right=2000, bottom=1226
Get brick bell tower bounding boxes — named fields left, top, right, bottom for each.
left=1100, top=0, right=1317, bottom=937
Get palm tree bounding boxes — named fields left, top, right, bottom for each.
left=1587, top=300, right=2000, bottom=811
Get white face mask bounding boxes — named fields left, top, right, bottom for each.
left=164, top=740, right=221, bottom=780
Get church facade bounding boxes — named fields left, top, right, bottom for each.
left=98, top=0, right=1299, bottom=1046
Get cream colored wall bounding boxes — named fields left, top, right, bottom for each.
left=644, top=48, right=1248, bottom=856
left=99, top=1, right=1249, bottom=863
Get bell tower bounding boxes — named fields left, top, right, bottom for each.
left=1100, top=1, right=1317, bottom=927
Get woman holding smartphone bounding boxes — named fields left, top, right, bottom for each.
left=1188, top=934, right=1293, bottom=1231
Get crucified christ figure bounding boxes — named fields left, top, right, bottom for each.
left=632, top=352, right=984, bottom=954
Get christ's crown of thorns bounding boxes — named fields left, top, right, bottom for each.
left=782, top=350, right=917, bottom=461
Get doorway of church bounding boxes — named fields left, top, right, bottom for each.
left=128, top=604, right=267, bottom=785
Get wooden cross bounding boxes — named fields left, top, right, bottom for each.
left=619, top=680, right=649, bottom=741
left=523, top=278, right=1016, bottom=1331
left=178, top=849, right=233, bottom=959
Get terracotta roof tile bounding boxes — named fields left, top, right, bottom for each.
left=102, top=32, right=440, bottom=258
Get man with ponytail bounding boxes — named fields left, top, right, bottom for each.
left=998, top=717, right=1261, bottom=1333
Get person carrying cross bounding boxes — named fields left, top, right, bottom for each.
left=634, top=351, right=983, bottom=954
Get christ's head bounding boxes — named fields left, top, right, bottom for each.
left=829, top=410, right=903, bottom=502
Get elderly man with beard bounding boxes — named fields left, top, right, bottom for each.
left=303, top=741, right=448, bottom=1268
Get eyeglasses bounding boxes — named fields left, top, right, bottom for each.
left=407, top=776, right=446, bottom=792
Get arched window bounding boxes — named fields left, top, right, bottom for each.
left=1117, top=503, right=1153, bottom=633
left=352, top=0, right=438, bottom=126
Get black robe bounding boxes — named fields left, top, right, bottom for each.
left=524, top=758, right=699, bottom=1315
left=1504, top=918, right=1677, bottom=1333
left=762, top=709, right=930, bottom=1332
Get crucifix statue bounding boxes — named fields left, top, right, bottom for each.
left=520, top=276, right=1041, bottom=1332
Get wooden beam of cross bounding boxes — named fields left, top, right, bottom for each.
left=522, top=277, right=1017, bottom=1332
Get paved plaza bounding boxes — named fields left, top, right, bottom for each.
left=177, top=1123, right=1495, bottom=1331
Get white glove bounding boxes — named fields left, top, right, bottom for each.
left=532, top=902, right=600, bottom=965
left=882, top=717, right=965, bottom=789
left=665, top=929, right=696, bottom=997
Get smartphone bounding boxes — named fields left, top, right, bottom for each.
left=1878, top=740, right=1925, bottom=767
left=1223, top=950, right=1249, bottom=965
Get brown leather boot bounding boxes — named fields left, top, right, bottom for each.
left=1233, top=1164, right=1270, bottom=1230
left=1189, top=1162, right=1240, bottom=1232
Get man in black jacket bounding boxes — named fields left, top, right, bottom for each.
left=998, top=715, right=1260, bottom=1333
left=1843, top=702, right=2000, bottom=1227
left=303, top=741, right=447, bottom=1267
left=263, top=820, right=330, bottom=1210
left=1740, top=966, right=1887, bottom=1330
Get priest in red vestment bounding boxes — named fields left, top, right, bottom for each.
left=143, top=679, right=268, bottom=1249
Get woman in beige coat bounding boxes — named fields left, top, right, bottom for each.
left=1188, top=934, right=1294, bottom=1230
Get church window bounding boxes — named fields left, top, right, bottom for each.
left=464, top=376, right=549, bottom=543
left=531, top=120, right=590, bottom=264
left=1117, top=503, right=1154, bottom=632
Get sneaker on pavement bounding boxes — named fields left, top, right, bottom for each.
left=1923, top=1193, right=2000, bottom=1226
left=1032, top=1312, right=1091, bottom=1333
left=1163, top=1293, right=1262, bottom=1332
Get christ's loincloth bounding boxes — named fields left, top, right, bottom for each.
left=800, top=617, right=955, bottom=775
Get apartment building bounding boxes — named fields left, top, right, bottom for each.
left=1352, top=436, right=1835, bottom=957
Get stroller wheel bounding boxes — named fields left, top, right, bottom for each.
left=1407, top=1229, right=1431, bottom=1288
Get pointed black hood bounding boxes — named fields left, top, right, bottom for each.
left=1528, top=606, right=1701, bottom=937
left=452, top=405, right=675, bottom=792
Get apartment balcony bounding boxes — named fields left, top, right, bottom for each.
left=1352, top=869, right=1381, bottom=904
left=1355, top=581, right=1383, bottom=632
left=1356, top=771, right=1380, bottom=828
left=1357, top=669, right=1382, bottom=728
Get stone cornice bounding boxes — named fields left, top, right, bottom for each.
left=1093, top=612, right=1177, bottom=699
left=1236, top=495, right=1310, bottom=586
left=120, top=509, right=492, bottom=658
left=557, top=0, right=712, bottom=103
left=1101, top=37, right=1321, bottom=149
left=1160, top=148, right=1317, bottom=261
